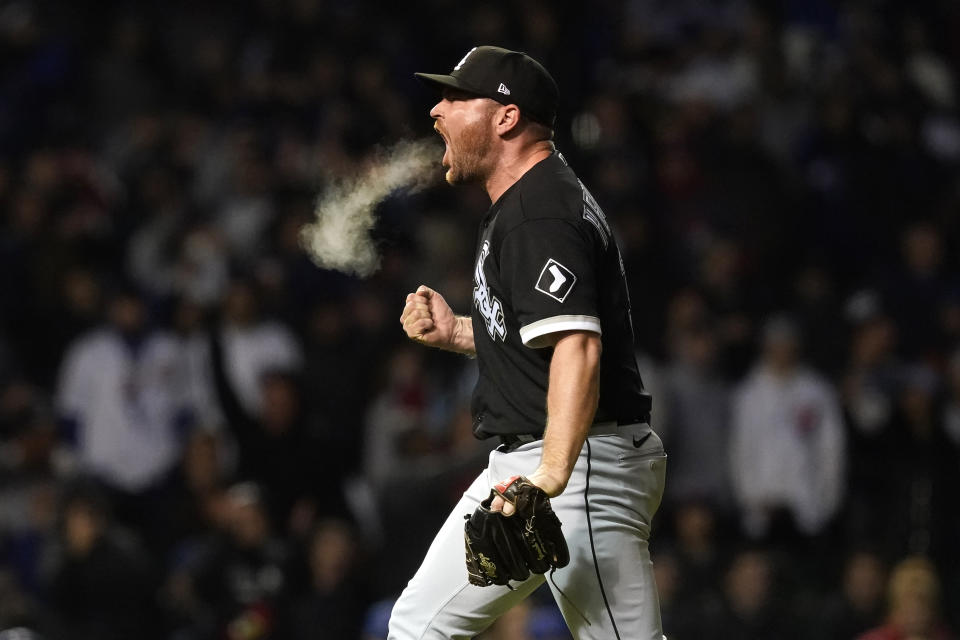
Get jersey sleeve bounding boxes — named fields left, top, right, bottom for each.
left=499, top=218, right=601, bottom=348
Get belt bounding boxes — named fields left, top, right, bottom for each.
left=498, top=419, right=647, bottom=450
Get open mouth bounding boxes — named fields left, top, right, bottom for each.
left=434, top=124, right=450, bottom=167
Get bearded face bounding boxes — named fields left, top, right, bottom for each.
left=433, top=98, right=497, bottom=185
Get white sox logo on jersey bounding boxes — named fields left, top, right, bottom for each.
left=474, top=241, right=507, bottom=341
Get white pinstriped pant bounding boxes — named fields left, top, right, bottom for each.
left=388, top=423, right=667, bottom=640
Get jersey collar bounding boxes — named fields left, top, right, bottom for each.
left=483, top=150, right=562, bottom=226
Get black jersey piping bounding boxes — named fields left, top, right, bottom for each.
left=585, top=438, right=622, bottom=638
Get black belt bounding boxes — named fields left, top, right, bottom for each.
left=498, top=417, right=649, bottom=450
left=498, top=433, right=541, bottom=449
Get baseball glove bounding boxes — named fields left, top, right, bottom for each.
left=463, top=475, right=570, bottom=587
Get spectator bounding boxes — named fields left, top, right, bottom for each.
left=54, top=288, right=193, bottom=497
left=660, top=319, right=732, bottom=509
left=302, top=298, right=369, bottom=477
left=791, top=264, right=845, bottom=376
left=0, top=382, right=68, bottom=480
left=654, top=546, right=720, bottom=640
left=819, top=550, right=887, bottom=640
left=216, top=279, right=302, bottom=418
left=882, top=223, right=951, bottom=360
left=840, top=300, right=902, bottom=543
left=729, top=315, right=846, bottom=541
left=841, top=296, right=901, bottom=438
left=696, top=240, right=758, bottom=380
left=0, top=478, right=58, bottom=603
left=212, top=135, right=276, bottom=263
left=283, top=519, right=369, bottom=640
left=671, top=501, right=726, bottom=608
left=881, top=365, right=960, bottom=568
left=188, top=483, right=291, bottom=640
left=708, top=548, right=799, bottom=640
left=210, top=328, right=330, bottom=531
left=45, top=483, right=159, bottom=640
left=362, top=345, right=438, bottom=489
left=145, top=428, right=230, bottom=558
left=0, top=382, right=66, bottom=598
left=857, top=556, right=954, bottom=640
left=363, top=343, right=486, bottom=491
left=160, top=484, right=234, bottom=640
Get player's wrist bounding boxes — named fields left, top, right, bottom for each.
left=451, top=315, right=476, bottom=356
left=528, top=467, right=568, bottom=498
left=452, top=315, right=464, bottom=347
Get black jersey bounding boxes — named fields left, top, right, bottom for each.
left=469, top=151, right=651, bottom=438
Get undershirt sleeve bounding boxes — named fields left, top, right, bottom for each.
left=498, top=218, right=601, bottom=348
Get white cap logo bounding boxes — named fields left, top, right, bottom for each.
left=498, top=83, right=511, bottom=95
left=454, top=47, right=477, bottom=71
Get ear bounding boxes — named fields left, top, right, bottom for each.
left=493, top=104, right=522, bottom=136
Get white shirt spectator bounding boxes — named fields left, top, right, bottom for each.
left=730, top=364, right=846, bottom=537
left=220, top=321, right=302, bottom=416
left=56, top=329, right=192, bottom=493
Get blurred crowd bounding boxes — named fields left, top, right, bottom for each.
left=0, top=0, right=959, bottom=638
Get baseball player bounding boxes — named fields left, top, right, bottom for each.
left=393, top=46, right=667, bottom=639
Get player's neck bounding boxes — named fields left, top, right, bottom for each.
left=485, top=141, right=555, bottom=203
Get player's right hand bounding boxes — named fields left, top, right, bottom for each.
left=400, top=285, right=457, bottom=348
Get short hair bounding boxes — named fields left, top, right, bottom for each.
left=523, top=116, right=554, bottom=141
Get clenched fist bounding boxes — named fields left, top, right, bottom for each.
left=400, top=285, right=475, bottom=355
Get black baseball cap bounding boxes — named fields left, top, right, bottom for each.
left=415, top=46, right=559, bottom=127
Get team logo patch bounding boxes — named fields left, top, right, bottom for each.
left=535, top=259, right=576, bottom=302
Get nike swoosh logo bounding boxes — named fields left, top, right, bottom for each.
left=632, top=432, right=652, bottom=448
left=548, top=265, right=567, bottom=292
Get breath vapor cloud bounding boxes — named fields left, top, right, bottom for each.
left=300, top=138, right=442, bottom=277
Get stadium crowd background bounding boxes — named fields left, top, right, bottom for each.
left=0, top=0, right=959, bottom=638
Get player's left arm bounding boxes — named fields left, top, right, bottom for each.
left=492, top=328, right=599, bottom=514
left=492, top=215, right=604, bottom=510
left=528, top=329, right=601, bottom=497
